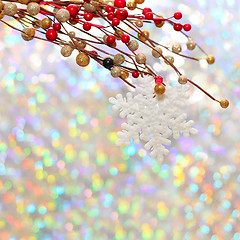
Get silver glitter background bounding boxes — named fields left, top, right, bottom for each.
left=0, top=0, right=239, bottom=239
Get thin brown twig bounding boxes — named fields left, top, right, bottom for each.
left=0, top=0, right=221, bottom=102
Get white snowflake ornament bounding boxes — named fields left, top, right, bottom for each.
left=109, top=76, right=198, bottom=161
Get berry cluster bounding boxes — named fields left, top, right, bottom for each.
left=173, top=12, right=191, bottom=32
left=0, top=0, right=229, bottom=108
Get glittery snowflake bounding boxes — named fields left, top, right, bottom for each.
left=109, top=76, right=198, bottom=161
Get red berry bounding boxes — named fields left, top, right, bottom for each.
left=121, top=34, right=130, bottom=43
left=173, top=23, right=182, bottom=31
left=174, top=12, right=182, bottom=20
left=106, top=5, right=115, bottom=13
left=84, top=0, right=90, bottom=2
left=66, top=4, right=79, bottom=17
left=115, top=9, right=128, bottom=20
left=154, top=76, right=163, bottom=85
left=114, top=0, right=126, bottom=8
left=91, top=50, right=98, bottom=56
left=145, top=12, right=153, bottom=20
left=112, top=17, right=120, bottom=26
left=143, top=8, right=152, bottom=15
left=46, top=29, right=58, bottom=41
left=53, top=23, right=61, bottom=31
left=183, top=23, right=191, bottom=31
left=107, top=35, right=116, bottom=45
left=107, top=12, right=115, bottom=20
left=132, top=71, right=139, bottom=78
left=84, top=12, right=93, bottom=21
left=83, top=22, right=91, bottom=31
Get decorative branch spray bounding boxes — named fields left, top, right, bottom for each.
left=0, top=0, right=230, bottom=159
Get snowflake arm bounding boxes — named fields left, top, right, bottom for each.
left=144, top=135, right=171, bottom=161
left=169, top=113, right=198, bottom=139
left=116, top=122, right=142, bottom=146
left=109, top=92, right=138, bottom=118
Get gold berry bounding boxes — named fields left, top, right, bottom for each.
left=84, top=2, right=98, bottom=12
left=41, top=18, right=52, bottom=29
left=114, top=29, right=124, bottom=40
left=206, top=55, right=215, bottom=65
left=136, top=0, right=144, bottom=3
left=21, top=27, right=35, bottom=41
left=128, top=40, right=139, bottom=51
left=69, top=31, right=76, bottom=37
left=111, top=66, right=122, bottom=78
left=0, top=1, right=3, bottom=10
left=138, top=30, right=149, bottom=42
left=55, top=9, right=70, bottom=22
left=27, top=2, right=40, bottom=16
left=4, top=3, right=17, bottom=16
left=69, top=17, right=78, bottom=25
left=186, top=39, right=196, bottom=50
left=76, top=40, right=87, bottom=49
left=155, top=15, right=165, bottom=28
left=0, top=9, right=4, bottom=19
left=114, top=54, right=125, bottom=65
left=135, top=20, right=143, bottom=27
left=61, top=45, right=73, bottom=57
left=127, top=0, right=137, bottom=10
left=120, top=69, right=129, bottom=79
left=18, top=0, right=29, bottom=4
left=152, top=46, right=162, bottom=58
left=172, top=43, right=182, bottom=54
left=135, top=53, right=146, bottom=64
left=178, top=75, right=188, bottom=84
left=154, top=84, right=165, bottom=95
left=76, top=52, right=90, bottom=67
left=220, top=99, right=229, bottom=108
left=164, top=55, right=174, bottom=65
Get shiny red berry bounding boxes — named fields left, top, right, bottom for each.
left=53, top=23, right=61, bottom=31
left=183, top=23, right=191, bottom=31
left=107, top=12, right=115, bottom=20
left=91, top=50, right=98, bottom=56
left=143, top=8, right=152, bottom=15
left=121, top=34, right=130, bottom=43
left=84, top=0, right=90, bottom=2
left=132, top=71, right=139, bottom=78
left=106, top=5, right=115, bottom=13
left=112, top=17, right=120, bottom=26
left=145, top=12, right=153, bottom=20
left=83, top=22, right=91, bottom=31
left=114, top=0, right=126, bottom=8
left=84, top=12, right=93, bottom=21
left=107, top=35, right=116, bottom=45
left=66, top=4, right=79, bottom=17
left=46, top=29, right=58, bottom=41
left=154, top=76, right=163, bottom=85
left=174, top=12, right=182, bottom=20
left=174, top=23, right=182, bottom=31
left=115, top=9, right=128, bottom=20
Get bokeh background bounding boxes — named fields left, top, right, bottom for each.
left=0, top=0, right=239, bottom=239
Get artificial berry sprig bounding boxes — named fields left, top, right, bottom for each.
left=0, top=0, right=229, bottom=108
